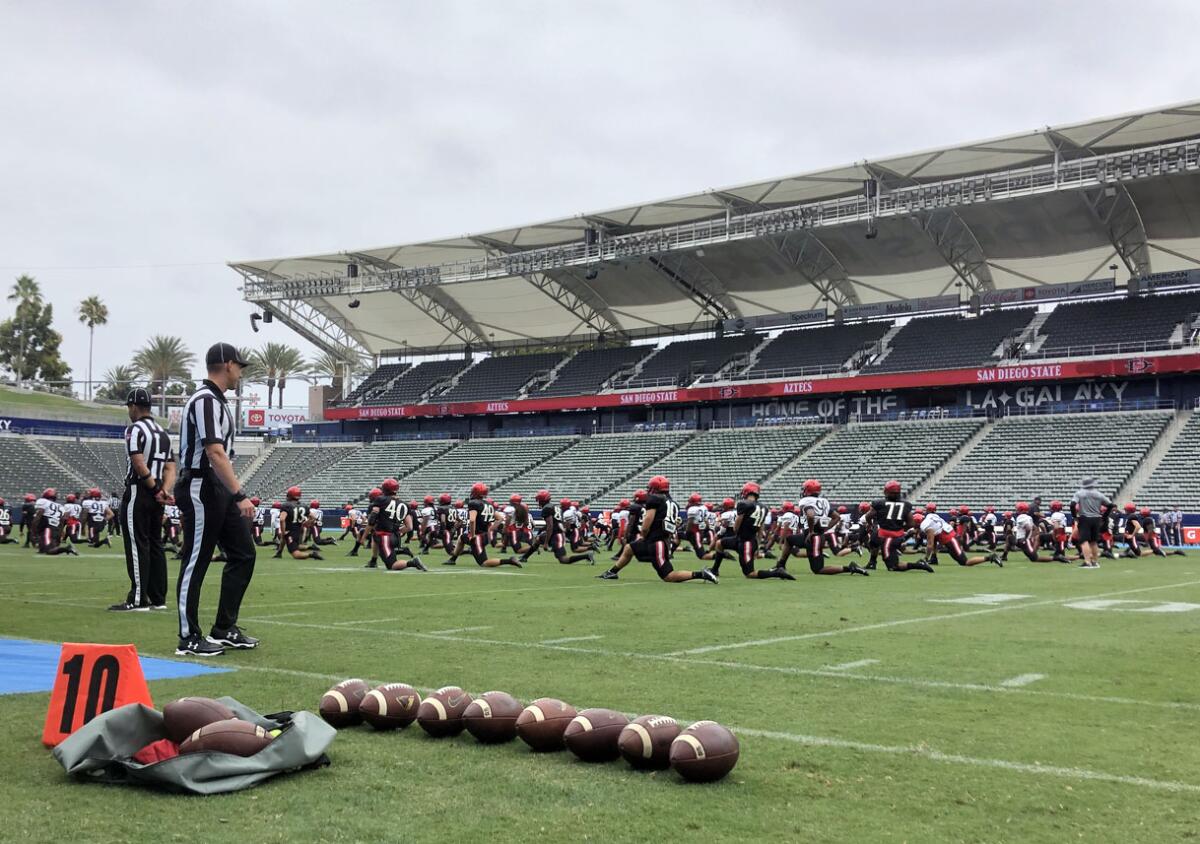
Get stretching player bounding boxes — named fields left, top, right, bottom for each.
left=920, top=505, right=1001, bottom=567
left=706, top=482, right=792, bottom=579
left=776, top=480, right=868, bottom=576
left=454, top=483, right=521, bottom=568
left=275, top=487, right=324, bottom=560
left=83, top=489, right=113, bottom=547
left=0, top=498, right=14, bottom=543
left=864, top=481, right=931, bottom=572
left=34, top=489, right=79, bottom=556
left=519, top=490, right=592, bottom=564
left=1011, top=502, right=1063, bottom=563
left=366, top=479, right=426, bottom=571
left=598, top=476, right=716, bottom=583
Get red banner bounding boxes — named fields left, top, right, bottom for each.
left=324, top=353, right=1200, bottom=421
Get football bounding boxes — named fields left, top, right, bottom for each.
left=179, top=718, right=273, bottom=757
left=162, top=696, right=236, bottom=744
left=417, top=686, right=474, bottom=737
left=669, top=720, right=740, bottom=782
left=618, top=714, right=681, bottom=770
left=563, top=708, right=630, bottom=762
left=319, top=678, right=370, bottom=727
left=360, top=683, right=422, bottom=730
left=515, top=697, right=578, bottom=752
left=463, top=691, right=523, bottom=744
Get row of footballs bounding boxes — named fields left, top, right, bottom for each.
left=320, top=679, right=740, bottom=783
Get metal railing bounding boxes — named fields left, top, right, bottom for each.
left=699, top=362, right=847, bottom=383
left=997, top=398, right=1176, bottom=417
left=1021, top=338, right=1194, bottom=360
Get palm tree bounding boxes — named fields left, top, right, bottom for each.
left=95, top=364, right=138, bottom=402
left=7, top=275, right=42, bottom=384
left=309, top=349, right=367, bottom=394
left=77, top=296, right=109, bottom=400
left=249, top=343, right=308, bottom=407
left=132, top=335, right=196, bottom=414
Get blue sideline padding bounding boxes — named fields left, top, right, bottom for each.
left=0, top=638, right=232, bottom=695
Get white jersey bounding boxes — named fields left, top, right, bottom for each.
left=562, top=506, right=580, bottom=527
left=63, top=502, right=82, bottom=521
left=1013, top=513, right=1035, bottom=540
left=706, top=510, right=719, bottom=530
left=0, top=507, right=10, bottom=527
left=613, top=509, right=629, bottom=527
left=84, top=499, right=108, bottom=523
left=839, top=512, right=852, bottom=531
left=457, top=507, right=469, bottom=525
left=270, top=508, right=281, bottom=529
left=981, top=512, right=997, bottom=528
left=310, top=507, right=323, bottom=525
left=921, top=512, right=955, bottom=536
left=776, top=511, right=800, bottom=532
left=719, top=508, right=737, bottom=532
left=36, top=497, right=63, bottom=527
left=502, top=504, right=515, bottom=525
left=797, top=495, right=833, bottom=530
left=345, top=508, right=362, bottom=525
left=686, top=504, right=707, bottom=528
left=253, top=506, right=267, bottom=526
left=1048, top=511, right=1068, bottom=531
left=165, top=505, right=181, bottom=524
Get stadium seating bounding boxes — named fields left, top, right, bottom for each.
left=1030, top=292, right=1200, bottom=357
left=494, top=429, right=693, bottom=504
left=865, top=310, right=1035, bottom=374
left=243, top=444, right=361, bottom=500
left=622, top=335, right=760, bottom=387
left=925, top=410, right=1172, bottom=510
left=297, top=439, right=459, bottom=506
left=334, top=362, right=410, bottom=406
left=745, top=321, right=892, bottom=377
left=613, top=425, right=831, bottom=505
left=394, top=436, right=577, bottom=502
left=0, top=437, right=87, bottom=502
left=364, top=359, right=471, bottom=406
left=764, top=418, right=983, bottom=504
left=40, top=438, right=128, bottom=493
left=1132, top=411, right=1200, bottom=510
left=537, top=346, right=647, bottom=397
left=435, top=352, right=565, bottom=402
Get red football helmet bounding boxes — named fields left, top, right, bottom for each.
left=381, top=478, right=399, bottom=494
left=1140, top=506, right=1151, bottom=517
left=409, top=500, right=420, bottom=510
left=24, top=493, right=35, bottom=502
left=250, top=497, right=261, bottom=506
left=510, top=494, right=522, bottom=504
left=741, top=482, right=760, bottom=499
left=1050, top=501, right=1062, bottom=512
left=688, top=493, right=702, bottom=505
left=985, top=505, right=995, bottom=513
left=536, top=490, right=551, bottom=505
left=858, top=501, right=870, bottom=513
left=424, top=495, right=434, bottom=505
left=369, top=488, right=383, bottom=499
left=1124, top=502, right=1136, bottom=513
left=561, top=498, right=572, bottom=508
left=837, top=505, right=848, bottom=514
left=634, top=489, right=648, bottom=504
left=272, top=501, right=281, bottom=509
left=439, top=493, right=452, bottom=505
left=722, top=497, right=735, bottom=509
left=471, top=482, right=489, bottom=499
left=581, top=505, right=590, bottom=513
left=883, top=480, right=902, bottom=498
left=1016, top=502, right=1030, bottom=513
left=455, top=500, right=464, bottom=508
left=43, top=488, right=57, bottom=499
left=959, top=506, right=971, bottom=515
left=310, top=500, right=320, bottom=509
left=619, top=499, right=630, bottom=509
left=913, top=512, right=925, bottom=524
left=344, top=503, right=353, bottom=511
left=782, top=501, right=794, bottom=512
left=926, top=503, right=937, bottom=512
left=89, top=487, right=101, bottom=499
left=802, top=479, right=821, bottom=496
left=1003, top=511, right=1012, bottom=519
left=648, top=475, right=670, bottom=492
left=66, top=494, right=76, bottom=503
left=286, top=486, right=302, bottom=500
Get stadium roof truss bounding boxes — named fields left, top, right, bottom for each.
left=233, top=102, right=1200, bottom=357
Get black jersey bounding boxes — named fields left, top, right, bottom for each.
left=625, top=503, right=644, bottom=540
left=642, top=493, right=679, bottom=542
left=372, top=495, right=409, bottom=534
left=871, top=499, right=912, bottom=533
left=541, top=503, right=563, bottom=535
left=21, top=502, right=34, bottom=524
left=467, top=497, right=494, bottom=534
left=735, top=500, right=767, bottom=542
left=280, top=501, right=308, bottom=537
left=436, top=504, right=452, bottom=528
left=1140, top=515, right=1157, bottom=534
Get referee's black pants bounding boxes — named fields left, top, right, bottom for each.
left=120, top=485, right=167, bottom=607
left=175, top=474, right=256, bottom=641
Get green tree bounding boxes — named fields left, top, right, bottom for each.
left=94, top=364, right=138, bottom=402
left=77, top=295, right=109, bottom=401
left=309, top=349, right=367, bottom=394
left=0, top=275, right=72, bottom=385
left=132, top=335, right=195, bottom=415
left=248, top=342, right=307, bottom=407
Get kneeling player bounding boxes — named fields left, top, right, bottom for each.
left=706, top=483, right=794, bottom=579
left=520, top=491, right=590, bottom=564
left=921, top=505, right=1001, bottom=567
left=366, top=479, right=426, bottom=571
left=777, top=480, right=867, bottom=576
left=1012, top=502, right=1063, bottom=563
left=461, top=483, right=521, bottom=568
left=0, top=498, right=14, bottom=544
left=598, top=476, right=716, bottom=583
left=276, top=487, right=324, bottom=561
left=865, top=481, right=931, bottom=572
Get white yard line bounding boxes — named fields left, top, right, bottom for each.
left=423, top=625, right=494, bottom=635
left=1000, top=673, right=1047, bottom=688
left=667, top=578, right=1200, bottom=656
left=823, top=658, right=880, bottom=671
left=249, top=580, right=652, bottom=610
left=539, top=635, right=603, bottom=644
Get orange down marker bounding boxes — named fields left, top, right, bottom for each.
left=42, top=643, right=153, bottom=747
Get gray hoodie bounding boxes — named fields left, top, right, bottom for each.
left=1072, top=478, right=1112, bottom=518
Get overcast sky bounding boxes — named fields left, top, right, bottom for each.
left=2, top=0, right=1197, bottom=406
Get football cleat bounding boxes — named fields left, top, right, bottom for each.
left=208, top=626, right=259, bottom=649
left=176, top=635, right=224, bottom=657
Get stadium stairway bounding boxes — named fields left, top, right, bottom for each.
left=567, top=430, right=699, bottom=505
left=908, top=419, right=997, bottom=501
left=1120, top=408, right=1194, bottom=504
left=1136, top=410, right=1200, bottom=509
left=758, top=426, right=838, bottom=486
left=865, top=323, right=907, bottom=369
left=27, top=439, right=90, bottom=490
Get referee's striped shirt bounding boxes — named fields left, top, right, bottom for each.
left=126, top=415, right=174, bottom=483
left=178, top=379, right=236, bottom=471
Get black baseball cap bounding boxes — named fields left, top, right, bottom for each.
left=206, top=342, right=252, bottom=367
left=125, top=387, right=152, bottom=407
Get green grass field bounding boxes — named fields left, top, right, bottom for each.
left=2, top=536, right=1199, bottom=843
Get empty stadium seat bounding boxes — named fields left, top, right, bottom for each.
left=537, top=346, right=647, bottom=397
left=40, top=438, right=129, bottom=493
left=1030, top=292, right=1200, bottom=357
left=365, top=359, right=471, bottom=406
left=394, top=436, right=577, bottom=502
left=1131, top=411, right=1200, bottom=510
left=865, top=310, right=1035, bottom=374
left=623, top=335, right=760, bottom=387
left=925, top=411, right=1171, bottom=510
left=763, top=418, right=983, bottom=504
left=243, top=444, right=361, bottom=500
left=297, top=440, right=459, bottom=505
left=0, top=438, right=87, bottom=501
left=435, top=352, right=565, bottom=402
left=746, top=321, right=892, bottom=377
left=335, top=362, right=410, bottom=406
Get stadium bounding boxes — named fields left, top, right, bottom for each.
left=5, top=89, right=1200, bottom=841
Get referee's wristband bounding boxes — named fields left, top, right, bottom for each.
left=233, top=490, right=247, bottom=502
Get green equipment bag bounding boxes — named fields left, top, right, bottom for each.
left=51, top=696, right=336, bottom=795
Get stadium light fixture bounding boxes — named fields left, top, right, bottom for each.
left=249, top=312, right=262, bottom=333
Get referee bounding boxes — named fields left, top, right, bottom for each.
left=174, top=342, right=258, bottom=657
left=108, top=388, right=175, bottom=612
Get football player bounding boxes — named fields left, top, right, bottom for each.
left=0, top=498, right=15, bottom=544
left=457, top=483, right=521, bottom=568
left=864, top=481, right=931, bottom=572
left=520, top=490, right=592, bottom=565
left=921, top=505, right=1001, bottom=567
left=1012, top=502, right=1062, bottom=563
left=598, top=476, right=716, bottom=583
left=274, top=487, right=324, bottom=560
left=365, top=479, right=426, bottom=571
left=34, top=489, right=78, bottom=556
left=706, top=482, right=793, bottom=579
left=83, top=488, right=113, bottom=547
left=776, top=480, right=867, bottom=576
